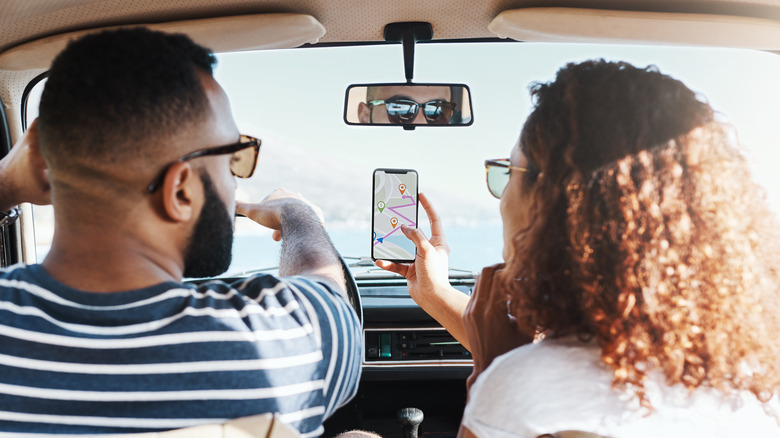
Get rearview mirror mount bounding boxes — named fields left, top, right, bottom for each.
left=344, top=83, right=473, bottom=128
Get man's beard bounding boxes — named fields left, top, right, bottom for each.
left=183, top=172, right=234, bottom=278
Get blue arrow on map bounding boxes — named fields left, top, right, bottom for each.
left=377, top=237, right=384, bottom=243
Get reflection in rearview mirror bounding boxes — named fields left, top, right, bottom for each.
left=344, top=83, right=473, bottom=127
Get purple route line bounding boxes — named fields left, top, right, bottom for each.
left=373, top=195, right=417, bottom=245
left=387, top=195, right=417, bottom=226
left=373, top=226, right=402, bottom=246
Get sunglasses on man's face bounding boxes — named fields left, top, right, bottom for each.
left=370, top=98, right=456, bottom=124
left=484, top=158, right=528, bottom=199
left=147, top=135, right=261, bottom=193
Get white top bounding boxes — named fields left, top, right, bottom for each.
left=462, top=337, right=780, bottom=438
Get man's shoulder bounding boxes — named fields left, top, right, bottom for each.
left=197, top=274, right=350, bottom=320
left=0, top=263, right=35, bottom=278
left=218, top=273, right=337, bottom=298
left=0, top=263, right=44, bottom=286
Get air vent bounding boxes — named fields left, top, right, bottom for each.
left=364, top=328, right=471, bottom=365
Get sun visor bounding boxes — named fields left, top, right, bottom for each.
left=489, top=7, right=780, bottom=50
left=0, top=13, right=326, bottom=71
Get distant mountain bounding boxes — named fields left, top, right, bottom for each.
left=235, top=124, right=498, bottom=229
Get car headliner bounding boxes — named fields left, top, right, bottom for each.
left=3, top=0, right=780, bottom=53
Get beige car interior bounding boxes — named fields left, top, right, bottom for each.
left=0, top=0, right=778, bottom=435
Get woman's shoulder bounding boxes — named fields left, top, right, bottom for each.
left=463, top=337, right=780, bottom=438
left=468, top=336, right=615, bottom=414
left=486, top=336, right=607, bottom=382
left=463, top=337, right=622, bottom=437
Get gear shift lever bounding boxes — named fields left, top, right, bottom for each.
left=396, top=407, right=424, bottom=438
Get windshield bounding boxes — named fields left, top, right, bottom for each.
left=26, top=42, right=780, bottom=276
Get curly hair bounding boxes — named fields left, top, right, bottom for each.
left=503, top=60, right=780, bottom=409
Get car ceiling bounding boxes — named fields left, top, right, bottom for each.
left=3, top=0, right=780, bottom=54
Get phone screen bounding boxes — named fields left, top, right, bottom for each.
left=371, top=168, right=419, bottom=262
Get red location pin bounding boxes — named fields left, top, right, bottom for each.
left=399, top=184, right=406, bottom=194
left=390, top=217, right=398, bottom=228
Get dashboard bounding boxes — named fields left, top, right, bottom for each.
left=323, top=267, right=474, bottom=437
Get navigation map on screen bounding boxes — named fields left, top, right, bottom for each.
left=372, top=169, right=418, bottom=261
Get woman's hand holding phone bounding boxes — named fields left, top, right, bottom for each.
left=376, top=193, right=450, bottom=300
left=376, top=193, right=471, bottom=349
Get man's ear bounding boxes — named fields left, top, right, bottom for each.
left=358, top=102, right=371, bottom=123
left=23, top=120, right=51, bottom=205
left=160, top=162, right=200, bottom=223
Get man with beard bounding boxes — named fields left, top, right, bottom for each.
left=0, top=28, right=361, bottom=436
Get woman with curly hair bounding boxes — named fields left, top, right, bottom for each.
left=377, top=59, right=780, bottom=437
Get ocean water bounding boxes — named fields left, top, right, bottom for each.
left=227, top=222, right=503, bottom=277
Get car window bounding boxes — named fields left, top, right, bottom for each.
left=25, top=42, right=780, bottom=276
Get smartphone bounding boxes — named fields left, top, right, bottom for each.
left=371, top=168, right=419, bottom=262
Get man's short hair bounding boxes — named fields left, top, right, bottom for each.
left=38, top=28, right=217, bottom=168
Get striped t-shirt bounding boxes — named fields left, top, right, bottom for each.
left=0, top=264, right=362, bottom=437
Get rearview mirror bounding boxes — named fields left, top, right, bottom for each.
left=344, top=83, right=473, bottom=127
